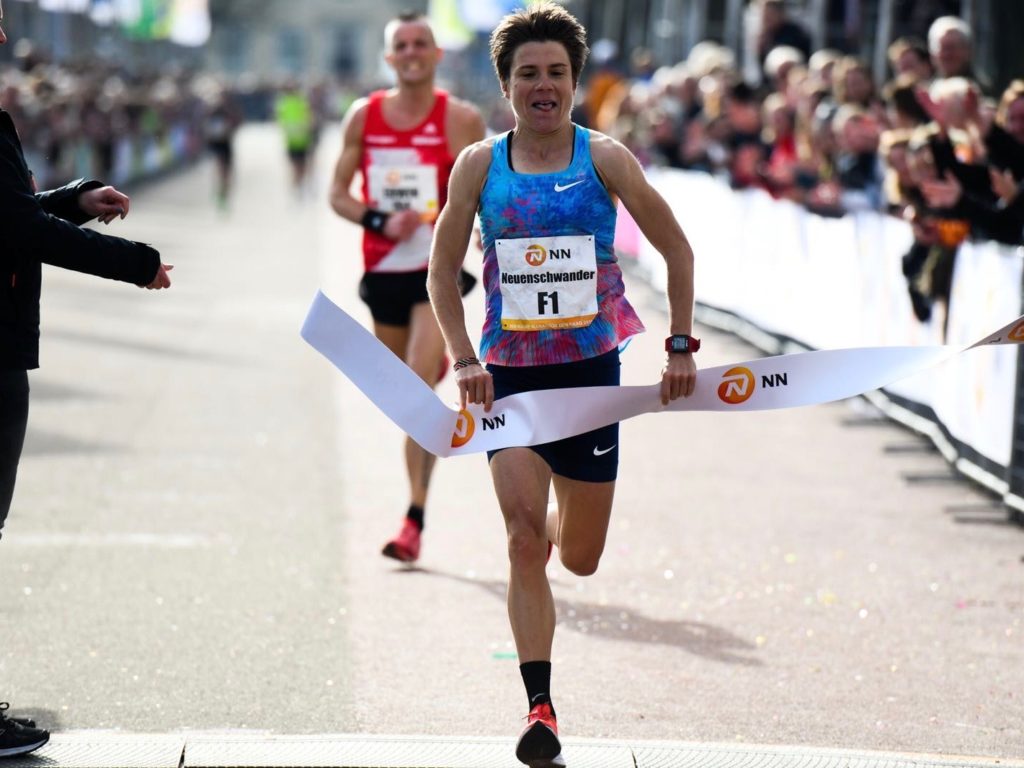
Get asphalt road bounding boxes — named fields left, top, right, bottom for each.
left=1, top=125, right=1021, bottom=760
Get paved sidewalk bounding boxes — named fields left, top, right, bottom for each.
left=1, top=125, right=1021, bottom=766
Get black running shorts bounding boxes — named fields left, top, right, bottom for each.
left=359, top=269, right=477, bottom=327
left=487, top=349, right=620, bottom=483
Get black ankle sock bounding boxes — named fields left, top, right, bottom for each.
left=406, top=504, right=424, bottom=531
left=520, top=660, right=553, bottom=714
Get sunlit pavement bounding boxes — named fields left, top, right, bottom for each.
left=1, top=125, right=1021, bottom=766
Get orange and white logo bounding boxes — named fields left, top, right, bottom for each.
left=451, top=409, right=475, bottom=447
left=524, top=244, right=547, bottom=267
left=385, top=169, right=402, bottom=186
left=718, top=366, right=755, bottom=405
left=1010, top=321, right=1024, bottom=342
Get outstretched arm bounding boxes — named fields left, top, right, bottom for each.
left=427, top=141, right=493, bottom=411
left=593, top=134, right=696, bottom=404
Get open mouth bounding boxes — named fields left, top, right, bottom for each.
left=532, top=100, right=557, bottom=112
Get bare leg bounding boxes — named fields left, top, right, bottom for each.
left=550, top=476, right=615, bottom=576
left=491, top=448, right=554, bottom=661
left=401, top=302, right=447, bottom=507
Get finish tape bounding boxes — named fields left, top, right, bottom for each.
left=301, top=291, right=1024, bottom=458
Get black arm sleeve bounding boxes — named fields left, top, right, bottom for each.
left=1, top=151, right=160, bottom=286
left=35, top=178, right=104, bottom=226
left=984, top=124, right=1024, bottom=179
left=949, top=186, right=1024, bottom=245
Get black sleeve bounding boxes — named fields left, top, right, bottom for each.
left=1, top=145, right=160, bottom=286
left=984, top=124, right=1024, bottom=179
left=35, top=177, right=104, bottom=226
left=949, top=186, right=1024, bottom=245
left=928, top=133, right=996, bottom=200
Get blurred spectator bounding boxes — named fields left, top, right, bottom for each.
left=882, top=75, right=932, bottom=129
left=761, top=92, right=800, bottom=198
left=763, top=45, right=805, bottom=93
left=580, top=39, right=623, bottom=129
left=998, top=80, right=1024, bottom=144
left=808, top=49, right=843, bottom=91
left=756, top=0, right=811, bottom=82
left=879, top=128, right=915, bottom=214
left=833, top=56, right=882, bottom=115
left=832, top=105, right=884, bottom=211
left=901, top=130, right=970, bottom=324
left=887, top=37, right=934, bottom=82
left=918, top=79, right=1024, bottom=246
left=927, top=16, right=980, bottom=84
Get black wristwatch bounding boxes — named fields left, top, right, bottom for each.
left=665, top=334, right=701, bottom=354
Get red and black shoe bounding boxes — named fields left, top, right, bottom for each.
left=381, top=518, right=421, bottom=563
left=515, top=702, right=565, bottom=767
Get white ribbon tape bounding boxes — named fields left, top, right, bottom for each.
left=301, top=291, right=1024, bottom=458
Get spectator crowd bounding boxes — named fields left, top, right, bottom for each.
left=0, top=41, right=217, bottom=192
left=579, top=0, right=1024, bottom=324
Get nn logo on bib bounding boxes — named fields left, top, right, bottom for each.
left=451, top=410, right=475, bottom=447
left=524, top=244, right=547, bottom=267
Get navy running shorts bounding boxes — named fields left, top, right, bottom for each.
left=487, top=349, right=620, bottom=482
left=359, top=269, right=477, bottom=327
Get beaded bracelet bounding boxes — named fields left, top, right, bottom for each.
left=453, top=356, right=481, bottom=371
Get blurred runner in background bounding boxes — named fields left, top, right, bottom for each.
left=329, top=11, right=484, bottom=564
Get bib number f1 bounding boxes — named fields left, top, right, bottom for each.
left=495, top=235, right=598, bottom=331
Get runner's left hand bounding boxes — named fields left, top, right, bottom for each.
left=661, top=353, right=696, bottom=405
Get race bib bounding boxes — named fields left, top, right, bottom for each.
left=495, top=235, right=598, bottom=331
left=367, top=165, right=439, bottom=222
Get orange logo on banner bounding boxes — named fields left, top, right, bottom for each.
left=451, top=409, right=475, bottom=447
left=1010, top=321, right=1024, bottom=342
left=718, top=366, right=755, bottom=405
left=524, top=244, right=547, bottom=267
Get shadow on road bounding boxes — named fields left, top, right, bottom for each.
left=396, top=566, right=762, bottom=666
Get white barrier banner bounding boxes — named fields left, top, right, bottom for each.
left=301, top=291, right=1024, bottom=459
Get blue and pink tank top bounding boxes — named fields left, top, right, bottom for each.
left=478, top=125, right=644, bottom=366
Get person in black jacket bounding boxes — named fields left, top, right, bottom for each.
left=0, top=3, right=171, bottom=756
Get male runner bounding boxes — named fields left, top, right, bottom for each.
left=427, top=4, right=697, bottom=766
left=329, top=12, right=485, bottom=562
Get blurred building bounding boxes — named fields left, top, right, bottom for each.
left=205, top=0, right=427, bottom=85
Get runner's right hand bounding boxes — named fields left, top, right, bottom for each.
left=455, top=363, right=493, bottom=413
left=383, top=209, right=423, bottom=242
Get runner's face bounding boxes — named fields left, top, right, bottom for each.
left=385, top=21, right=440, bottom=86
left=505, top=41, right=575, bottom=134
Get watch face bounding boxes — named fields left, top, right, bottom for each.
left=666, top=335, right=698, bottom=353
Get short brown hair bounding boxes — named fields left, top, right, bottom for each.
left=489, top=2, right=589, bottom=88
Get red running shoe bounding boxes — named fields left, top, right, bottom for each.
left=381, top=518, right=421, bottom=563
left=515, top=702, right=565, bottom=767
